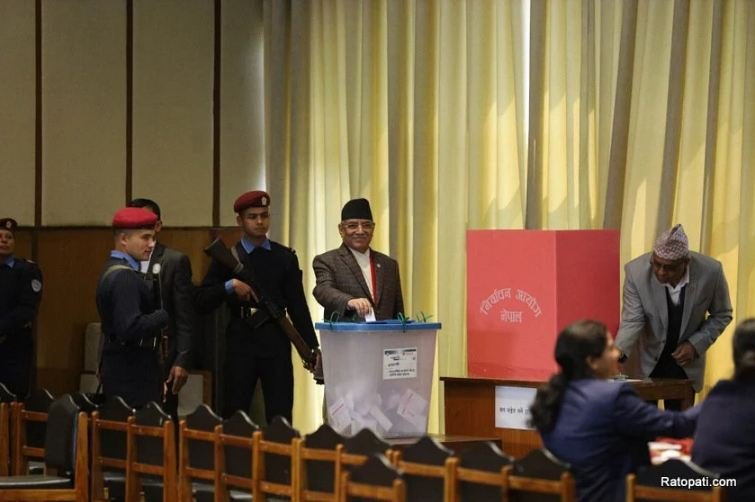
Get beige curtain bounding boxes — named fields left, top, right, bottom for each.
left=255, top=0, right=754, bottom=433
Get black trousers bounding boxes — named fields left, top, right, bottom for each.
left=0, top=336, right=32, bottom=399
left=649, top=354, right=688, bottom=411
left=101, top=347, right=162, bottom=409
left=223, top=329, right=294, bottom=423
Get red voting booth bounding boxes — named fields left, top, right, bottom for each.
left=467, top=230, right=620, bottom=380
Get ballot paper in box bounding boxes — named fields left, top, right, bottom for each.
left=316, top=321, right=441, bottom=439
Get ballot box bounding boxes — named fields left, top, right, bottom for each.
left=316, top=321, right=441, bottom=438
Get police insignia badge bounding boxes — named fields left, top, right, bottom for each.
left=31, top=279, right=42, bottom=292
left=261, top=196, right=268, bottom=205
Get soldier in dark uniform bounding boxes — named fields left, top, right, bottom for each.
left=128, top=198, right=195, bottom=420
left=96, top=207, right=169, bottom=408
left=196, top=190, right=319, bottom=421
left=0, top=218, right=42, bottom=399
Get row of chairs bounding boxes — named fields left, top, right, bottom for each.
left=1, top=387, right=574, bottom=502
left=123, top=401, right=579, bottom=502
left=0, top=385, right=726, bottom=502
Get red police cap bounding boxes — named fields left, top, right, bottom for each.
left=0, top=218, right=18, bottom=235
left=112, top=207, right=158, bottom=229
left=233, top=190, right=270, bottom=213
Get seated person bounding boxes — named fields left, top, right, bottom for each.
left=530, top=320, right=699, bottom=502
left=692, top=318, right=755, bottom=501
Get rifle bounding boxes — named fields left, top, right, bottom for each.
left=147, top=263, right=172, bottom=401
left=204, top=238, right=324, bottom=383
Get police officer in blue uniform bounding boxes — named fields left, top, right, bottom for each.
left=96, top=207, right=169, bottom=408
left=196, top=190, right=319, bottom=421
left=0, top=218, right=42, bottom=399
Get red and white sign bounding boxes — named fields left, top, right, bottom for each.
left=467, top=230, right=620, bottom=380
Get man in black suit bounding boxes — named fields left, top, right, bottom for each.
left=128, top=199, right=196, bottom=416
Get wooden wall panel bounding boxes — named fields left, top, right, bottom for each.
left=12, top=230, right=34, bottom=260
left=220, top=0, right=266, bottom=226
left=35, top=229, right=112, bottom=395
left=158, top=227, right=218, bottom=282
left=132, top=0, right=213, bottom=227
left=41, top=0, right=127, bottom=225
left=0, top=0, right=36, bottom=223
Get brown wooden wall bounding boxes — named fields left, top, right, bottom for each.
left=16, top=227, right=240, bottom=396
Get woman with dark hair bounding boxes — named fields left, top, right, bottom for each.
left=530, top=320, right=698, bottom=502
left=692, top=318, right=755, bottom=501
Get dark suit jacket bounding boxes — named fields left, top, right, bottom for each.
left=147, top=243, right=195, bottom=369
left=539, top=379, right=699, bottom=502
left=312, top=244, right=404, bottom=321
left=692, top=379, right=755, bottom=501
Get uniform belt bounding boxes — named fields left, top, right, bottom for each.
left=109, top=335, right=161, bottom=351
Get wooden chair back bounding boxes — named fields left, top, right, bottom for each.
left=341, top=428, right=396, bottom=472
left=71, top=392, right=100, bottom=414
left=252, top=416, right=300, bottom=502
left=0, top=382, right=16, bottom=476
left=91, top=395, right=133, bottom=502
left=505, top=448, right=575, bottom=502
left=177, top=403, right=221, bottom=501
left=215, top=410, right=258, bottom=500
left=125, top=401, right=176, bottom=502
left=338, top=453, right=405, bottom=502
left=452, top=441, right=512, bottom=502
left=626, top=459, right=725, bottom=502
left=0, top=394, right=89, bottom=502
left=11, top=388, right=54, bottom=475
left=394, top=436, right=455, bottom=502
left=298, top=423, right=346, bottom=501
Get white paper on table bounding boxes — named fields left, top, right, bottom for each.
left=365, top=309, right=376, bottom=322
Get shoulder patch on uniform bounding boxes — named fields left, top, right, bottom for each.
left=31, top=279, right=42, bottom=292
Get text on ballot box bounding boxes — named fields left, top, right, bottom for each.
left=467, top=230, right=619, bottom=380
left=316, top=322, right=441, bottom=438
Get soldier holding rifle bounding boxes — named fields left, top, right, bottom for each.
left=196, top=190, right=319, bottom=421
left=96, top=208, right=169, bottom=408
